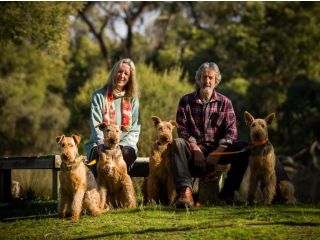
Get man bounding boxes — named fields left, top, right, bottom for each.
left=171, top=62, right=249, bottom=208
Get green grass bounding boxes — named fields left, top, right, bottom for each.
left=0, top=200, right=319, bottom=240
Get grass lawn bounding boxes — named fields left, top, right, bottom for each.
left=0, top=200, right=319, bottom=239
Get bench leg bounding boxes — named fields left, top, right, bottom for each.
left=52, top=169, right=58, bottom=200
left=0, top=169, right=12, bottom=203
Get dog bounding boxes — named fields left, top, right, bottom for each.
left=56, top=134, right=103, bottom=221
left=96, top=123, right=136, bottom=209
left=244, top=111, right=296, bottom=205
left=143, top=116, right=178, bottom=205
left=11, top=180, right=20, bottom=199
left=274, top=179, right=297, bottom=204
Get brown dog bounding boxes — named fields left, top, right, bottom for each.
left=143, top=116, right=178, bottom=205
left=57, top=135, right=103, bottom=221
left=244, top=111, right=296, bottom=205
left=244, top=111, right=277, bottom=205
left=96, top=123, right=136, bottom=209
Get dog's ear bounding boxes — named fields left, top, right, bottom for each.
left=265, top=113, right=275, bottom=125
left=169, top=120, right=178, bottom=128
left=121, top=125, right=129, bottom=132
left=56, top=135, right=65, bottom=144
left=244, top=111, right=254, bottom=126
left=151, top=116, right=161, bottom=127
left=72, top=134, right=81, bottom=145
left=96, top=122, right=107, bottom=131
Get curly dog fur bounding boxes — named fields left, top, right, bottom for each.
left=57, top=134, right=103, bottom=221
left=96, top=123, right=136, bottom=209
left=143, top=116, right=178, bottom=205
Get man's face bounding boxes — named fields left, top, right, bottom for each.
left=201, top=68, right=216, bottom=89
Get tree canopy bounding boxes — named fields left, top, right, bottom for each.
left=1, top=1, right=320, bottom=157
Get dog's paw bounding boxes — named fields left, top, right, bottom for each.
left=71, top=215, right=80, bottom=221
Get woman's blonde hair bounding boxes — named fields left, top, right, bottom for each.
left=104, top=58, right=138, bottom=98
left=195, top=62, right=222, bottom=87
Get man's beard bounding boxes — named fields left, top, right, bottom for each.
left=200, top=86, right=214, bottom=98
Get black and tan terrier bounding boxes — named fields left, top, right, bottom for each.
left=95, top=123, right=136, bottom=209
left=244, top=111, right=296, bottom=205
left=143, top=116, right=178, bottom=205
left=57, top=135, right=103, bottom=221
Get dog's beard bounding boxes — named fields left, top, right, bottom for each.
left=62, top=150, right=77, bottom=161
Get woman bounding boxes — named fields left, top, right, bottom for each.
left=84, top=58, right=141, bottom=175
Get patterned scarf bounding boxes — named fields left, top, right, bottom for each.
left=104, top=89, right=132, bottom=127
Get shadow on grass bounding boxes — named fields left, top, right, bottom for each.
left=75, top=220, right=320, bottom=239
left=0, top=199, right=57, bottom=221
left=74, top=224, right=225, bottom=240
left=1, top=213, right=58, bottom=222
left=246, top=221, right=320, bottom=227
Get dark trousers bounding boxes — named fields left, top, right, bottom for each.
left=171, top=138, right=249, bottom=199
left=88, top=145, right=137, bottom=177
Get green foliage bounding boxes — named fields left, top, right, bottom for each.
left=70, top=67, right=110, bottom=151
left=278, top=76, right=320, bottom=154
left=1, top=1, right=320, bottom=158
left=137, top=64, right=194, bottom=157
left=66, top=34, right=105, bottom=97
left=0, top=2, right=77, bottom=155
left=1, top=202, right=320, bottom=239
left=218, top=78, right=250, bottom=140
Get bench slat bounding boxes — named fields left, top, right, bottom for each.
left=0, top=155, right=150, bottom=203
left=0, top=156, right=56, bottom=169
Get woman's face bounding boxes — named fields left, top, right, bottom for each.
left=115, top=63, right=131, bottom=90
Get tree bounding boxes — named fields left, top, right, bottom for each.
left=0, top=2, right=81, bottom=155
left=77, top=1, right=153, bottom=65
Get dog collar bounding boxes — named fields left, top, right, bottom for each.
left=61, top=155, right=85, bottom=171
left=249, top=139, right=269, bottom=148
left=97, top=144, right=120, bottom=152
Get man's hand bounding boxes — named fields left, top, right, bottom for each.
left=206, top=144, right=228, bottom=165
left=189, top=142, right=206, bottom=170
left=215, top=164, right=231, bottom=172
left=206, top=154, right=220, bottom=165
left=194, top=150, right=206, bottom=170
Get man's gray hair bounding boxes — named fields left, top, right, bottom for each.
left=195, top=62, right=222, bottom=87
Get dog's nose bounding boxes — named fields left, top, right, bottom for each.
left=161, top=135, right=171, bottom=142
left=253, top=132, right=263, bottom=140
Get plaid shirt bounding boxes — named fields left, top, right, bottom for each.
left=176, top=89, right=237, bottom=150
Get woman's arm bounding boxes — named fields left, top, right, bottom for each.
left=89, top=91, right=105, bottom=145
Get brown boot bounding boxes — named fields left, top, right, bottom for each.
left=175, top=186, right=194, bottom=208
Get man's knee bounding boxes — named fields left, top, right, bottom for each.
left=172, top=138, right=187, bottom=149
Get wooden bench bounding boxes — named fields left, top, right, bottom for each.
left=0, top=155, right=149, bottom=203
